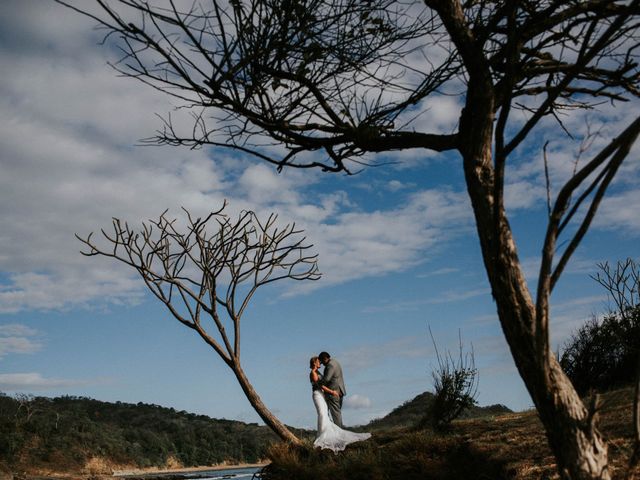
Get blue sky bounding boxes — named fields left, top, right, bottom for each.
left=1, top=1, right=639, bottom=429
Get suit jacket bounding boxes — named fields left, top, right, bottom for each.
left=321, top=359, right=346, bottom=396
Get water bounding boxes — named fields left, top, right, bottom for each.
left=177, top=466, right=263, bottom=480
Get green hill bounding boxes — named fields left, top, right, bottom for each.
left=364, top=391, right=512, bottom=431
left=0, top=392, right=293, bottom=475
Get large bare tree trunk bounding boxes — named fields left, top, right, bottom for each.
left=456, top=53, right=610, bottom=475
left=495, top=279, right=609, bottom=479
left=231, top=362, right=301, bottom=445
left=436, top=2, right=635, bottom=473
left=463, top=149, right=610, bottom=479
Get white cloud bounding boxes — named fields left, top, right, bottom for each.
left=343, top=394, right=372, bottom=409
left=362, top=287, right=489, bottom=314
left=495, top=100, right=640, bottom=222
left=0, top=372, right=94, bottom=391
left=239, top=164, right=300, bottom=204
left=0, top=324, right=38, bottom=337
left=410, top=95, right=462, bottom=135
left=341, top=337, right=430, bottom=372
left=504, top=180, right=546, bottom=211
left=596, top=189, right=640, bottom=234
left=0, top=337, right=42, bottom=358
left=416, top=267, right=459, bottom=278
left=386, top=180, right=414, bottom=192
left=287, top=188, right=473, bottom=294
left=0, top=269, right=144, bottom=314
left=0, top=324, right=42, bottom=357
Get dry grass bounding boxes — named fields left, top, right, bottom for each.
left=264, top=429, right=511, bottom=480
left=455, top=386, right=640, bottom=479
left=264, top=387, right=640, bottom=480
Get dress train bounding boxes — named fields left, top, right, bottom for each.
left=312, top=390, right=371, bottom=452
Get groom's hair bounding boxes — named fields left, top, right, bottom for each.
left=319, top=351, right=331, bottom=362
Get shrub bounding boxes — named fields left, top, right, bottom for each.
left=560, top=305, right=640, bottom=395
left=426, top=330, right=478, bottom=430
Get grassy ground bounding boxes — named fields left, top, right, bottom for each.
left=262, top=387, right=640, bottom=480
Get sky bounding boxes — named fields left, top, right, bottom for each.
left=0, top=1, right=639, bottom=430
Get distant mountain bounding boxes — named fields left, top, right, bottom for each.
left=363, top=391, right=512, bottom=431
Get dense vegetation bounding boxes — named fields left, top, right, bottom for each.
left=0, top=393, right=289, bottom=474
left=560, top=305, right=640, bottom=396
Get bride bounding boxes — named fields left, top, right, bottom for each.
left=309, top=356, right=371, bottom=452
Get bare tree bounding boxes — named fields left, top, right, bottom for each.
left=77, top=204, right=320, bottom=444
left=590, top=259, right=640, bottom=477
left=591, top=258, right=640, bottom=318
left=14, top=394, right=38, bottom=427
left=58, top=0, right=640, bottom=477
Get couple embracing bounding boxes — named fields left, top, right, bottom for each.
left=309, top=351, right=371, bottom=452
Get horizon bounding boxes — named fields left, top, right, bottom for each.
left=0, top=386, right=513, bottom=429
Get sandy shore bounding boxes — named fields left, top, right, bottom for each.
left=112, top=463, right=268, bottom=477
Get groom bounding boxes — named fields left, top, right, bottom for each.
left=319, top=351, right=346, bottom=428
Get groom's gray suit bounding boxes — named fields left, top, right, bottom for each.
left=321, top=358, right=346, bottom=428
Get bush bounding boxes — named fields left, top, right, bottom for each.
left=560, top=305, right=640, bottom=395
left=426, top=330, right=478, bottom=430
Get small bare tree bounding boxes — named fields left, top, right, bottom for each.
left=77, top=203, right=320, bottom=444
left=14, top=394, right=38, bottom=427
left=591, top=259, right=640, bottom=319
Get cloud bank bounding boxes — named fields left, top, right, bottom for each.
left=1, top=1, right=638, bottom=316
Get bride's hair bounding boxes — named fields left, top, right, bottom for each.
left=309, top=356, right=319, bottom=368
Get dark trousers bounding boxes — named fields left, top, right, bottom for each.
left=326, top=393, right=343, bottom=428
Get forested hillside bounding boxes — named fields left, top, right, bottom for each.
left=0, top=393, right=292, bottom=474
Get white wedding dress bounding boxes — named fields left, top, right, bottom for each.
left=312, top=389, right=371, bottom=452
